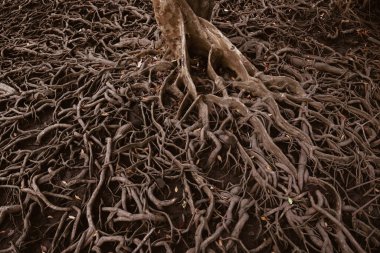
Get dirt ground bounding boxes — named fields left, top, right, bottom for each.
left=0, top=0, right=379, bottom=252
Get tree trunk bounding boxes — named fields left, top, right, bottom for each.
left=151, top=0, right=215, bottom=59
left=152, top=0, right=256, bottom=73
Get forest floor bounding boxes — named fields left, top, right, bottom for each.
left=0, top=0, right=379, bottom=252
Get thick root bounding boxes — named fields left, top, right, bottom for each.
left=152, top=1, right=369, bottom=252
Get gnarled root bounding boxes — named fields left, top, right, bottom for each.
left=151, top=0, right=370, bottom=252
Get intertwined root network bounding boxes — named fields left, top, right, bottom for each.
left=0, top=0, right=379, bottom=252
left=150, top=1, right=379, bottom=252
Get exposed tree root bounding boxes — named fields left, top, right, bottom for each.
left=0, top=0, right=379, bottom=252
left=149, top=1, right=377, bottom=252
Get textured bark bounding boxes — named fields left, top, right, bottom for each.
left=151, top=0, right=255, bottom=73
